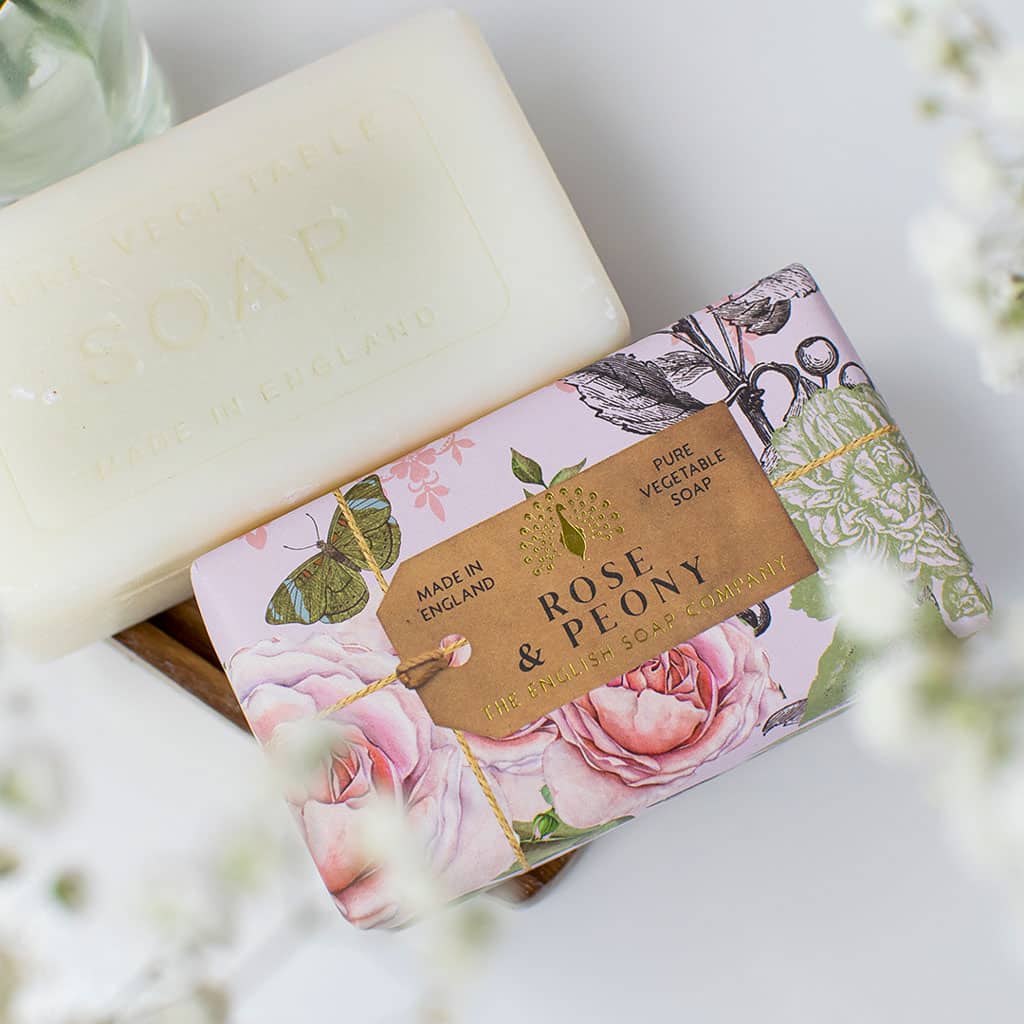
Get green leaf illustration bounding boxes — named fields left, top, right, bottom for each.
left=772, top=384, right=986, bottom=633
left=550, top=459, right=587, bottom=487
left=940, top=574, right=992, bottom=623
left=511, top=448, right=545, bottom=486
left=789, top=574, right=831, bottom=621
left=801, top=630, right=862, bottom=724
left=501, top=791, right=633, bottom=874
left=533, top=812, right=560, bottom=839
left=513, top=814, right=631, bottom=855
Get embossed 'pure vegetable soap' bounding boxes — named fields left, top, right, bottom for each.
left=0, top=9, right=628, bottom=657
left=192, top=265, right=989, bottom=929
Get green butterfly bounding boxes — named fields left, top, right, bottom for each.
left=265, top=475, right=401, bottom=626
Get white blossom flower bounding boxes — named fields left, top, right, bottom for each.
left=873, top=1, right=1024, bottom=389
left=936, top=752, right=1024, bottom=887
left=910, top=207, right=981, bottom=283
left=989, top=269, right=1024, bottom=317
left=944, top=134, right=1004, bottom=207
left=851, top=645, right=934, bottom=756
left=211, top=809, right=300, bottom=898
left=141, top=869, right=236, bottom=950
left=989, top=762, right=1024, bottom=858
left=0, top=944, right=21, bottom=1021
left=0, top=742, right=66, bottom=821
left=354, top=795, right=443, bottom=920
left=1000, top=604, right=1024, bottom=673
left=121, top=985, right=230, bottom=1024
left=936, top=284, right=993, bottom=338
left=963, top=601, right=1024, bottom=684
left=979, top=334, right=1024, bottom=391
left=828, top=556, right=917, bottom=644
left=982, top=46, right=1024, bottom=124
left=906, top=17, right=959, bottom=74
left=866, top=0, right=916, bottom=33
left=263, top=715, right=338, bottom=800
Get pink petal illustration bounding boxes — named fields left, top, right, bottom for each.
left=245, top=527, right=268, bottom=550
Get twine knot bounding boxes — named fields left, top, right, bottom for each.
left=396, top=637, right=469, bottom=690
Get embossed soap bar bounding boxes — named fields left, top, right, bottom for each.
left=0, top=9, right=628, bottom=657
left=192, top=266, right=988, bottom=928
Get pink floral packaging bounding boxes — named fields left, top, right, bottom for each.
left=192, top=265, right=989, bottom=928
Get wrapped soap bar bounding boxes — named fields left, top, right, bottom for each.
left=0, top=9, right=628, bottom=658
left=192, top=265, right=989, bottom=928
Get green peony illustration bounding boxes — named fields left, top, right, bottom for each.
left=771, top=385, right=990, bottom=720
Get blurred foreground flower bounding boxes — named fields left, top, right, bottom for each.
left=871, top=1, right=1024, bottom=389
left=0, top=742, right=66, bottom=821
left=833, top=555, right=1024, bottom=931
left=0, top=945, right=21, bottom=1024
left=270, top=719, right=501, bottom=1020
left=0, top=648, right=503, bottom=1024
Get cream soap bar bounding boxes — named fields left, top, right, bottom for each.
left=0, top=9, right=628, bottom=658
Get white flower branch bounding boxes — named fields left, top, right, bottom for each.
left=871, top=1, right=1024, bottom=390
left=832, top=555, right=1024, bottom=942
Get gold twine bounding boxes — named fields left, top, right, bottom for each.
left=319, top=490, right=529, bottom=872
left=317, top=637, right=469, bottom=717
left=313, top=417, right=902, bottom=875
left=332, top=487, right=390, bottom=594
left=770, top=423, right=899, bottom=488
left=452, top=727, right=530, bottom=872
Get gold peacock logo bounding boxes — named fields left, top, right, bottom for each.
left=519, top=485, right=623, bottom=576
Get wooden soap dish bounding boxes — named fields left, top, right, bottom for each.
left=114, top=600, right=577, bottom=905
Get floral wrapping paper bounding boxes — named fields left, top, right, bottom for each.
left=192, top=265, right=989, bottom=929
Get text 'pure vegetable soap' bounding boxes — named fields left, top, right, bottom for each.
left=0, top=9, right=629, bottom=657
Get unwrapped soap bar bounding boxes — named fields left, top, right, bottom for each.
left=192, top=265, right=988, bottom=928
left=0, top=9, right=628, bottom=657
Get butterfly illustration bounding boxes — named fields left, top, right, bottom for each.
left=265, top=475, right=401, bottom=625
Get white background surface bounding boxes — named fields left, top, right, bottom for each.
left=21, top=1, right=1024, bottom=1021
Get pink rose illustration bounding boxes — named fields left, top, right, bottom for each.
left=230, top=618, right=517, bottom=928
left=465, top=720, right=557, bottom=823
left=544, top=621, right=783, bottom=829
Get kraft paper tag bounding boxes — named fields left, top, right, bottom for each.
left=377, top=402, right=816, bottom=737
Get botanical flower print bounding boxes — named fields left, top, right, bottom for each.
left=197, top=269, right=990, bottom=927
left=565, top=265, right=827, bottom=447
left=542, top=622, right=783, bottom=829
left=245, top=526, right=268, bottom=549
left=713, top=262, right=819, bottom=335
left=231, top=620, right=516, bottom=929
left=464, top=721, right=556, bottom=823
left=771, top=384, right=990, bottom=629
left=383, top=433, right=475, bottom=521
left=229, top=616, right=784, bottom=903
